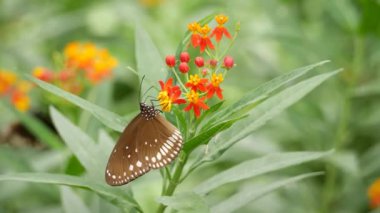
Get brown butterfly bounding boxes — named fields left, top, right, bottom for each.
left=105, top=103, right=183, bottom=186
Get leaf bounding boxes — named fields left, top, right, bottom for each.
left=207, top=70, right=341, bottom=160
left=211, top=172, right=324, bottom=213
left=0, top=173, right=142, bottom=212
left=61, top=186, right=91, bottom=213
left=30, top=76, right=126, bottom=132
left=194, top=150, right=332, bottom=195
left=1, top=100, right=63, bottom=149
left=135, top=24, right=165, bottom=97
left=157, top=192, right=209, bottom=213
left=50, top=106, right=104, bottom=178
left=206, top=60, right=330, bottom=127
left=183, top=116, right=245, bottom=153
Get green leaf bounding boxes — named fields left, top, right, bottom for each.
left=1, top=100, right=63, bottom=149
left=194, top=150, right=332, bottom=195
left=0, top=173, right=142, bottom=212
left=157, top=192, right=209, bottom=213
left=206, top=60, right=330, bottom=127
left=207, top=69, right=341, bottom=160
left=60, top=186, right=91, bottom=213
left=30, top=76, right=126, bottom=132
left=50, top=106, right=104, bottom=178
left=211, top=172, right=324, bottom=213
left=183, top=116, right=245, bottom=153
left=135, top=24, right=165, bottom=97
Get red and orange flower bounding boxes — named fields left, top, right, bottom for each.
left=369, top=178, right=380, bottom=209
left=184, top=90, right=209, bottom=118
left=210, top=14, right=232, bottom=42
left=158, top=14, right=237, bottom=118
left=158, top=78, right=186, bottom=112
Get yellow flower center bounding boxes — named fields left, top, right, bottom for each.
left=215, top=14, right=229, bottom=25
left=199, top=25, right=211, bottom=36
left=188, top=74, right=201, bottom=86
left=157, top=91, right=172, bottom=112
left=186, top=90, right=200, bottom=103
left=188, top=22, right=201, bottom=33
left=211, top=73, right=224, bottom=87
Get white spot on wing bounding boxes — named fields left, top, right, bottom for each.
left=157, top=152, right=162, bottom=160
left=129, top=165, right=134, bottom=171
left=136, top=161, right=142, bottom=167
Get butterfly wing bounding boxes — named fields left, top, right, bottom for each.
left=105, top=114, right=183, bottom=186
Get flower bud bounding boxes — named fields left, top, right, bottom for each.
left=179, top=62, right=189, bottom=73
left=180, top=52, right=190, bottom=63
left=209, top=59, right=218, bottom=68
left=194, top=57, right=204, bottom=67
left=202, top=68, right=208, bottom=76
left=165, top=55, right=176, bottom=67
left=223, top=56, right=234, bottom=69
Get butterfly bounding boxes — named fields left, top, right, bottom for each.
left=105, top=102, right=183, bottom=186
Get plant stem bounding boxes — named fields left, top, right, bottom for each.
left=156, top=153, right=188, bottom=213
left=171, top=68, right=188, bottom=92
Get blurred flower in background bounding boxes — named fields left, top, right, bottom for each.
left=368, top=178, right=380, bottom=209
left=33, top=42, right=118, bottom=95
left=0, top=69, right=32, bottom=112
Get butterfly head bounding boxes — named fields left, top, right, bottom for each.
left=140, top=103, right=160, bottom=120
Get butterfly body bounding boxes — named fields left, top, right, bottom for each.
left=105, top=103, right=183, bottom=186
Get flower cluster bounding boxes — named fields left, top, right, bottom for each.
left=369, top=178, right=380, bottom=209
left=157, top=14, right=236, bottom=118
left=0, top=69, right=32, bottom=112
left=33, top=42, right=118, bottom=94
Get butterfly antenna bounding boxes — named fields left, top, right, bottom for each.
left=138, top=75, right=146, bottom=103
left=141, top=86, right=155, bottom=103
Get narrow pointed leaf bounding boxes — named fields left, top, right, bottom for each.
left=30, top=76, right=126, bottom=132
left=0, top=173, right=142, bottom=212
left=195, top=150, right=332, bottom=195
left=207, top=70, right=341, bottom=160
left=157, top=192, right=209, bottom=213
left=211, top=172, right=324, bottom=213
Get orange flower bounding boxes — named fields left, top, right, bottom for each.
left=33, top=67, right=54, bottom=82
left=369, top=178, right=380, bottom=209
left=188, top=22, right=201, bottom=48
left=184, top=90, right=209, bottom=118
left=157, top=78, right=186, bottom=112
left=11, top=90, right=30, bottom=112
left=210, top=14, right=232, bottom=42
left=198, top=24, right=214, bottom=53
left=206, top=73, right=224, bottom=99
left=0, top=70, right=17, bottom=95
left=185, top=74, right=208, bottom=92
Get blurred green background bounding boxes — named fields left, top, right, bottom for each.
left=1, top=0, right=380, bottom=212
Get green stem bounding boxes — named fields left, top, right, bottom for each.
left=156, top=153, right=188, bottom=213
left=171, top=68, right=188, bottom=92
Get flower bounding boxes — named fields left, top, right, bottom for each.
left=0, top=70, right=17, bottom=95
left=208, top=59, right=218, bottom=68
left=63, top=42, right=117, bottom=84
left=33, top=67, right=54, bottom=82
left=185, top=74, right=208, bottom=92
left=188, top=22, right=201, bottom=48
left=157, top=78, right=186, bottom=112
left=201, top=68, right=208, bottom=76
left=194, top=57, right=204, bottom=67
left=0, top=69, right=32, bottom=112
left=11, top=90, right=30, bottom=112
left=207, top=73, right=224, bottom=99
left=199, top=24, right=214, bottom=53
left=184, top=90, right=209, bottom=118
left=166, top=55, right=176, bottom=67
left=369, top=178, right=380, bottom=209
left=180, top=52, right=190, bottom=63
left=223, top=56, right=234, bottom=69
left=179, top=62, right=190, bottom=73
left=210, top=14, right=232, bottom=42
